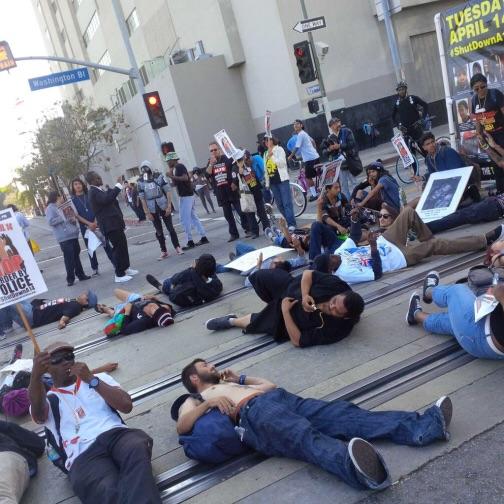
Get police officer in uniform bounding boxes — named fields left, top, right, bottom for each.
left=137, top=160, right=183, bottom=259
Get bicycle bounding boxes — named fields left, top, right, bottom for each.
left=394, top=123, right=422, bottom=185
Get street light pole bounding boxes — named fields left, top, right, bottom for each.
left=299, top=0, right=332, bottom=128
left=381, top=0, right=404, bottom=82
left=110, top=0, right=162, bottom=155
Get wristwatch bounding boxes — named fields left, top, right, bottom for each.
left=88, top=376, right=100, bottom=389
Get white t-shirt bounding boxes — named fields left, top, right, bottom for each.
left=295, top=130, right=319, bottom=162
left=333, top=236, right=406, bottom=284
left=38, top=373, right=126, bottom=470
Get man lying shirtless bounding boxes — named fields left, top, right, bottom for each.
left=175, top=359, right=453, bottom=491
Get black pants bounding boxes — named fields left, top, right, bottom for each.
left=151, top=209, right=180, bottom=251
left=221, top=200, right=247, bottom=237
left=106, top=229, right=130, bottom=277
left=83, top=235, right=116, bottom=271
left=253, top=190, right=270, bottom=231
left=59, top=239, right=85, bottom=283
left=69, top=428, right=161, bottom=504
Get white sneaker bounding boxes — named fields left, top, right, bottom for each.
left=115, top=275, right=133, bottom=283
left=125, top=268, right=139, bottom=276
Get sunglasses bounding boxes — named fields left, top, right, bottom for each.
left=473, top=84, right=487, bottom=91
left=50, top=352, right=75, bottom=365
left=379, top=213, right=391, bottom=219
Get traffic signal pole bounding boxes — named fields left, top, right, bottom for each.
left=299, top=0, right=332, bottom=129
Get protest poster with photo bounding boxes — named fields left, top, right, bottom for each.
left=416, top=166, right=473, bottom=223
left=226, top=246, right=289, bottom=273
left=214, top=129, right=240, bottom=160
left=57, top=199, right=78, bottom=223
left=264, top=110, right=272, bottom=138
left=0, top=208, right=47, bottom=309
left=319, top=158, right=343, bottom=187
left=391, top=133, right=415, bottom=167
left=440, top=1, right=504, bottom=158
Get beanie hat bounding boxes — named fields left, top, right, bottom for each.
left=152, top=307, right=174, bottom=327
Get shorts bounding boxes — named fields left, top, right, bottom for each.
left=304, top=158, right=320, bottom=179
left=114, top=293, right=142, bottom=314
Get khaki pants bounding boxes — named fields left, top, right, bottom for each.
left=383, top=206, right=487, bottom=266
left=0, top=452, right=29, bottom=504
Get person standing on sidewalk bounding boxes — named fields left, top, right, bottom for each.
left=191, top=168, right=216, bottom=214
left=137, top=160, right=183, bottom=259
left=166, top=153, right=209, bottom=250
left=206, top=142, right=247, bottom=242
left=86, top=171, right=138, bottom=283
left=45, top=192, right=91, bottom=287
left=70, top=178, right=115, bottom=276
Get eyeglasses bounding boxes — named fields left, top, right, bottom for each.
left=50, top=352, right=75, bottom=365
left=379, top=213, right=391, bottom=219
left=473, top=84, right=487, bottom=91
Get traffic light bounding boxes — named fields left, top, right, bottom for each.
left=293, top=41, right=316, bottom=84
left=142, top=91, right=167, bottom=129
left=308, top=99, right=319, bottom=114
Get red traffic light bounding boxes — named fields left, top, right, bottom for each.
left=295, top=47, right=305, bottom=57
left=148, top=95, right=158, bottom=106
left=142, top=91, right=167, bottom=129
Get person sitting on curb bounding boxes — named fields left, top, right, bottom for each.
left=174, top=359, right=453, bottom=491
left=1, top=290, right=98, bottom=330
left=206, top=269, right=364, bottom=348
left=0, top=420, right=45, bottom=503
left=146, top=254, right=222, bottom=308
left=96, top=288, right=174, bottom=336
left=29, top=342, right=162, bottom=504
left=406, top=269, right=504, bottom=360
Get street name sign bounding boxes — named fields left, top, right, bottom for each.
left=28, top=67, right=90, bottom=91
left=293, top=16, right=326, bottom=33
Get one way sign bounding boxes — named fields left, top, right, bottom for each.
left=293, top=16, right=326, bottom=33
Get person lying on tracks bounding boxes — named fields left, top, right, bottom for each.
left=145, top=253, right=223, bottom=307
left=265, top=216, right=311, bottom=253
left=29, top=341, right=162, bottom=504
left=205, top=269, right=364, bottom=348
left=174, top=358, right=453, bottom=491
left=96, top=288, right=174, bottom=336
left=407, top=266, right=504, bottom=360
left=0, top=290, right=98, bottom=331
left=316, top=205, right=504, bottom=285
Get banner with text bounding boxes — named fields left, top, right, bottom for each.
left=0, top=209, right=47, bottom=309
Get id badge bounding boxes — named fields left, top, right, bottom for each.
left=76, top=407, right=86, bottom=419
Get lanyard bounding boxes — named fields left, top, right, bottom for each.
left=51, top=379, right=84, bottom=433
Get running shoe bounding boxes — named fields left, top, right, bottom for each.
left=422, top=271, right=440, bottom=304
left=206, top=314, right=237, bottom=331
left=348, top=438, right=389, bottom=488
left=406, top=292, right=422, bottom=326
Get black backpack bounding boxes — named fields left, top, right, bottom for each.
left=169, top=282, right=201, bottom=307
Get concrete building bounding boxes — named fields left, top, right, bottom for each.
left=31, top=0, right=457, bottom=183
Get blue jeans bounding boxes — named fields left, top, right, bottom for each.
left=240, top=389, right=445, bottom=490
left=270, top=181, right=296, bottom=228
left=339, top=169, right=358, bottom=201
left=1, top=301, right=33, bottom=328
left=162, top=278, right=172, bottom=296
left=179, top=196, right=206, bottom=242
left=423, top=284, right=504, bottom=359
left=309, top=221, right=344, bottom=260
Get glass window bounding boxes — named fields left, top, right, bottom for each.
left=97, top=50, right=111, bottom=77
left=126, top=8, right=139, bottom=36
left=83, top=11, right=100, bottom=46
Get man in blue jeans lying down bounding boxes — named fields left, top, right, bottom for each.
left=175, top=359, right=453, bottom=491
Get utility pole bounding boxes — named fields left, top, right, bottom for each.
left=381, top=0, right=404, bottom=82
left=110, top=0, right=162, bottom=156
left=299, top=0, right=332, bottom=128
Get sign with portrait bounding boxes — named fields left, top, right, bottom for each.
left=391, top=133, right=415, bottom=167
left=214, top=129, right=240, bottom=160
left=416, top=166, right=473, bottom=223
left=0, top=209, right=47, bottom=309
left=264, top=110, right=272, bottom=138
left=319, top=158, right=343, bottom=187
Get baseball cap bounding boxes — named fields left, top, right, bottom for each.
left=86, top=290, right=98, bottom=309
left=140, top=160, right=152, bottom=170
left=44, top=341, right=74, bottom=355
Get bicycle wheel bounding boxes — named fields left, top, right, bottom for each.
left=436, top=136, right=451, bottom=147
left=395, top=156, right=419, bottom=184
left=290, top=182, right=307, bottom=217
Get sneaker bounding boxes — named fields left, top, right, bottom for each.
left=196, top=236, right=209, bottom=245
left=126, top=268, right=139, bottom=276
left=67, top=281, right=75, bottom=287
left=423, top=271, right=440, bottom=304
left=227, top=235, right=239, bottom=243
left=115, top=275, right=133, bottom=283
left=264, top=227, right=275, bottom=242
left=78, top=275, right=91, bottom=281
left=182, top=240, right=196, bottom=250
left=271, top=225, right=282, bottom=236
left=9, top=344, right=22, bottom=364
left=406, top=292, right=422, bottom=325
left=229, top=252, right=237, bottom=262
left=308, top=195, right=318, bottom=202
left=3, top=327, right=15, bottom=335
left=205, top=314, right=237, bottom=331
left=288, top=226, right=296, bottom=233
left=92, top=269, right=100, bottom=276
left=176, top=247, right=184, bottom=255
left=435, top=395, right=453, bottom=430
left=348, top=438, right=388, bottom=487
left=146, top=274, right=162, bottom=291
left=491, top=224, right=504, bottom=244
left=157, top=251, right=169, bottom=261
left=244, top=231, right=254, bottom=238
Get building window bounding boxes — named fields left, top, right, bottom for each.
left=83, top=11, right=100, bottom=47
left=127, top=78, right=137, bottom=97
left=126, top=8, right=139, bottom=36
left=97, top=50, right=111, bottom=77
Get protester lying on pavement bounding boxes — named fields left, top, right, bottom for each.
left=1, top=290, right=98, bottom=330
left=407, top=270, right=504, bottom=360
left=96, top=288, right=174, bottom=336
left=265, top=216, right=310, bottom=253
left=146, top=254, right=222, bottom=308
left=206, top=269, right=364, bottom=348
left=0, top=420, right=45, bottom=503
left=29, top=341, right=161, bottom=504
left=173, top=359, right=453, bottom=491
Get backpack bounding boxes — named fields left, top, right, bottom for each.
left=171, top=394, right=249, bottom=464
left=103, top=310, right=126, bottom=337
left=462, top=265, right=504, bottom=296
left=168, top=282, right=201, bottom=307
left=2, top=389, right=30, bottom=417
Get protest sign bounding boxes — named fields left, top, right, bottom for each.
left=226, top=246, right=289, bottom=273
left=264, top=110, right=272, bottom=138
left=416, top=166, right=473, bottom=222
left=0, top=209, right=47, bottom=309
left=214, top=129, right=240, bottom=160
left=391, top=133, right=415, bottom=167
left=57, top=199, right=78, bottom=223
left=319, top=158, right=343, bottom=188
